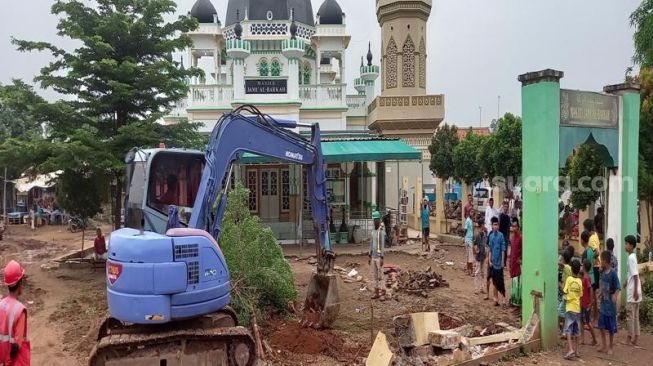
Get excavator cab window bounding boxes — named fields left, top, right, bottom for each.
left=147, top=152, right=204, bottom=225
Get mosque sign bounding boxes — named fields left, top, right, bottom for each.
left=560, top=89, right=619, bottom=128
left=245, top=79, right=288, bottom=94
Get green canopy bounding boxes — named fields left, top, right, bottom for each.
left=239, top=139, right=421, bottom=164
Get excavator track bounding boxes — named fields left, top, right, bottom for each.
left=89, top=310, right=257, bottom=366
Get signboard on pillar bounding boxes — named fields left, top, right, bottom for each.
left=245, top=79, right=288, bottom=94
left=560, top=89, right=619, bottom=128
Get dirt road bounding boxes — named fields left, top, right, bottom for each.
left=1, top=225, right=649, bottom=365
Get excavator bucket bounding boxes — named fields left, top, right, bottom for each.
left=302, top=273, right=339, bottom=329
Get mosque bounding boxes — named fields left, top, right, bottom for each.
left=164, top=0, right=445, bottom=239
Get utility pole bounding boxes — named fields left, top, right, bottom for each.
left=2, top=167, right=6, bottom=220
left=497, top=95, right=501, bottom=120
left=478, top=106, right=482, bottom=127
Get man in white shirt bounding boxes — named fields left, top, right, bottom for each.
left=624, top=235, right=642, bottom=346
left=484, top=198, right=499, bottom=234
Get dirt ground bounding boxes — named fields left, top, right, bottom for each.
left=0, top=224, right=650, bottom=365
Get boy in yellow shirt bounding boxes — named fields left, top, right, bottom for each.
left=563, top=259, right=583, bottom=360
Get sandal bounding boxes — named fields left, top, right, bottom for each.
left=563, top=351, right=575, bottom=360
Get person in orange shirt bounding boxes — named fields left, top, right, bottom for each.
left=0, top=260, right=30, bottom=365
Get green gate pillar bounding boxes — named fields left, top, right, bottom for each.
left=518, top=69, right=564, bottom=349
left=604, top=82, right=641, bottom=303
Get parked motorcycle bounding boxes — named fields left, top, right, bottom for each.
left=68, top=215, right=86, bottom=233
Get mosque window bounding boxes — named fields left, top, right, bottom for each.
left=386, top=37, right=397, bottom=89
left=419, top=37, right=426, bottom=88
left=271, top=58, right=281, bottom=77
left=303, top=62, right=311, bottom=85
left=402, top=36, right=415, bottom=88
left=259, top=58, right=269, bottom=77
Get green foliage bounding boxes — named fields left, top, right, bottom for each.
left=428, top=124, right=458, bottom=179
left=479, top=113, right=522, bottom=187
left=640, top=298, right=653, bottom=326
left=638, top=69, right=653, bottom=250
left=453, top=128, right=485, bottom=185
left=631, top=0, right=653, bottom=68
left=56, top=169, right=108, bottom=221
left=568, top=143, right=604, bottom=210
left=219, top=183, right=297, bottom=324
left=10, top=0, right=205, bottom=227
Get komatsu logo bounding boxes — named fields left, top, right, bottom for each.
left=285, top=151, right=303, bottom=161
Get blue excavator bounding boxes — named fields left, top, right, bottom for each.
left=89, top=105, right=339, bottom=366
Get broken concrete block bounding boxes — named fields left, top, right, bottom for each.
left=410, top=344, right=434, bottom=358
left=393, top=312, right=440, bottom=347
left=366, top=332, right=394, bottom=366
left=453, top=348, right=472, bottom=363
left=428, top=330, right=461, bottom=350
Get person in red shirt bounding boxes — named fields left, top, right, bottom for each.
left=580, top=259, right=597, bottom=346
left=509, top=218, right=522, bottom=307
left=0, top=260, right=30, bottom=366
left=94, top=228, right=107, bottom=261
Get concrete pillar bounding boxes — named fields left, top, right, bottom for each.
left=434, top=177, right=445, bottom=234
left=518, top=69, right=564, bottom=349
left=370, top=162, right=378, bottom=208
left=606, top=170, right=622, bottom=263
left=233, top=59, right=245, bottom=100
left=605, top=82, right=641, bottom=303
left=287, top=58, right=300, bottom=100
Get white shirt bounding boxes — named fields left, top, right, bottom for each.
left=627, top=252, right=642, bottom=303
left=484, top=206, right=499, bottom=233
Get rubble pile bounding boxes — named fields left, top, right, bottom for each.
left=391, top=266, right=449, bottom=297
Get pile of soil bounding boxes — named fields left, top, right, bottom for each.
left=438, top=313, right=464, bottom=330
left=268, top=320, right=363, bottom=363
left=391, top=266, right=449, bottom=297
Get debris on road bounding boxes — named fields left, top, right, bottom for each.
left=366, top=312, right=540, bottom=365
left=389, top=266, right=448, bottom=297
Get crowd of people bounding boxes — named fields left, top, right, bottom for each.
left=558, top=218, right=642, bottom=359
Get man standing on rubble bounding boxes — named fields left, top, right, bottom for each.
left=369, top=211, right=386, bottom=300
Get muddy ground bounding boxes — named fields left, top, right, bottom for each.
left=1, top=224, right=650, bottom=365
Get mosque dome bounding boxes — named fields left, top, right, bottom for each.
left=225, top=0, right=315, bottom=26
left=190, top=0, right=218, bottom=24
left=317, top=0, right=344, bottom=25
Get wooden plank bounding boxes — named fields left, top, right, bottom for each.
left=467, top=330, right=523, bottom=346
left=366, top=332, right=394, bottom=366
left=494, top=322, right=518, bottom=331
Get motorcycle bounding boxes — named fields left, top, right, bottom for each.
left=68, top=215, right=86, bottom=233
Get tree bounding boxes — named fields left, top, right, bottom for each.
left=12, top=0, right=204, bottom=228
left=637, top=68, right=653, bottom=249
left=219, top=183, right=297, bottom=324
left=631, top=2, right=653, bottom=249
left=479, top=113, right=522, bottom=194
left=428, top=124, right=458, bottom=179
left=568, top=143, right=604, bottom=210
left=631, top=0, right=653, bottom=68
left=56, top=168, right=108, bottom=246
left=453, top=128, right=484, bottom=186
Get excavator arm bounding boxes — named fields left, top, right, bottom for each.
left=188, top=105, right=334, bottom=272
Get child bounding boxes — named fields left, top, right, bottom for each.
left=559, top=249, right=573, bottom=320
left=606, top=238, right=618, bottom=271
left=563, top=259, right=583, bottom=359
left=473, top=219, right=487, bottom=294
left=580, top=231, right=595, bottom=288
left=624, top=235, right=642, bottom=346
left=597, top=250, right=621, bottom=355
left=580, top=259, right=597, bottom=346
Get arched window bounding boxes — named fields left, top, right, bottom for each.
left=402, top=35, right=415, bottom=87
left=303, top=62, right=311, bottom=85
left=386, top=37, right=397, bottom=89
left=259, top=58, right=269, bottom=76
left=419, top=37, right=426, bottom=88
left=271, top=58, right=281, bottom=76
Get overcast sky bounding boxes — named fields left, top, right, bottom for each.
left=0, top=0, right=642, bottom=126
